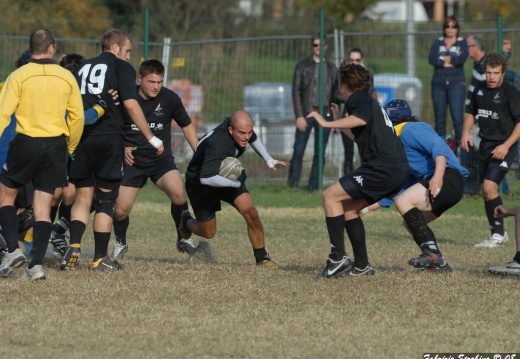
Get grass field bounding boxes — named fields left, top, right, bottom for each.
left=1, top=181, right=519, bottom=358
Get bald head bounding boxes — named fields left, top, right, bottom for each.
left=228, top=110, right=254, bottom=148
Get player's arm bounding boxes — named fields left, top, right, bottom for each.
left=248, top=137, right=289, bottom=170
left=200, top=175, right=241, bottom=188
left=124, top=98, right=164, bottom=155
left=308, top=112, right=366, bottom=129
left=460, top=113, right=475, bottom=152
left=180, top=122, right=199, bottom=152
left=66, top=81, right=85, bottom=154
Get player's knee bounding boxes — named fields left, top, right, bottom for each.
left=94, top=187, right=119, bottom=217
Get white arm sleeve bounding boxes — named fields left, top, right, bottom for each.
left=200, top=175, right=241, bottom=188
left=249, top=138, right=273, bottom=162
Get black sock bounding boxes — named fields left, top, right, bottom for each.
left=50, top=205, right=59, bottom=223
left=28, top=221, right=53, bottom=268
left=0, top=206, right=19, bottom=252
left=402, top=208, right=439, bottom=253
left=53, top=203, right=72, bottom=234
left=513, top=251, right=520, bottom=263
left=325, top=215, right=346, bottom=259
left=171, top=202, right=188, bottom=241
left=253, top=247, right=269, bottom=262
left=93, top=232, right=111, bottom=260
left=113, top=217, right=129, bottom=245
left=345, top=217, right=368, bottom=268
left=485, top=197, right=504, bottom=236
left=69, top=220, right=86, bottom=246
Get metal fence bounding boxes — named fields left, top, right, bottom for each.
left=1, top=16, right=520, bottom=191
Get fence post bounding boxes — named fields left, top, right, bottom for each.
left=318, top=8, right=325, bottom=190
left=144, top=8, right=150, bottom=60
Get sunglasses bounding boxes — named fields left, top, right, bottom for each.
left=444, top=25, right=458, bottom=29
left=312, top=43, right=320, bottom=47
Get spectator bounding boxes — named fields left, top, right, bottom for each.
left=287, top=34, right=340, bottom=191
left=461, top=53, right=520, bottom=248
left=429, top=16, right=468, bottom=147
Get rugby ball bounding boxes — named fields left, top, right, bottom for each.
left=219, top=157, right=243, bottom=181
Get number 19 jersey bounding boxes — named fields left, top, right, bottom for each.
left=75, top=52, right=138, bottom=137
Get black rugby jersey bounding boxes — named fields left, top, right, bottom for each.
left=185, top=117, right=257, bottom=182
left=347, top=91, right=406, bottom=162
left=467, top=81, right=520, bottom=141
left=125, top=86, right=191, bottom=161
left=75, top=52, right=138, bottom=137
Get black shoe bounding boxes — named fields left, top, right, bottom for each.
left=318, top=254, right=352, bottom=278
left=176, top=238, right=199, bottom=255
left=349, top=264, right=375, bottom=276
left=178, top=210, right=193, bottom=239
left=408, top=250, right=447, bottom=268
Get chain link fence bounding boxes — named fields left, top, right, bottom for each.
left=1, top=15, right=520, bottom=191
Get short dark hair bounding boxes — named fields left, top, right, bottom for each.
left=100, top=29, right=130, bottom=52
left=60, top=53, right=85, bottom=73
left=483, top=52, right=507, bottom=73
left=348, top=47, right=364, bottom=59
left=29, top=29, right=55, bottom=55
left=311, top=33, right=327, bottom=45
left=139, top=59, right=165, bottom=77
left=338, top=60, right=371, bottom=93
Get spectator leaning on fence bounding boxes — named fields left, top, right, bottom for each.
left=287, top=34, right=341, bottom=191
left=428, top=15, right=468, bottom=148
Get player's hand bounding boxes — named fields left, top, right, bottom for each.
left=266, top=159, right=290, bottom=171
left=460, top=132, right=473, bottom=152
left=494, top=205, right=509, bottom=218
left=491, top=143, right=509, bottom=160
left=156, top=144, right=164, bottom=156
left=296, top=117, right=307, bottom=132
left=307, top=112, right=326, bottom=127
left=429, top=176, right=443, bottom=198
left=124, top=146, right=136, bottom=166
left=502, top=39, right=511, bottom=53
left=148, top=136, right=164, bottom=156
left=97, top=89, right=119, bottom=112
left=237, top=170, right=247, bottom=185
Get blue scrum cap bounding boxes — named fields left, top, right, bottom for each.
left=384, top=99, right=412, bottom=125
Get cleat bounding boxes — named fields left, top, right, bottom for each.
left=112, top=237, right=128, bottom=260
left=178, top=210, right=193, bottom=239
left=349, top=264, right=375, bottom=276
left=318, top=254, right=352, bottom=278
left=50, top=231, right=68, bottom=256
left=20, top=265, right=46, bottom=281
left=474, top=232, right=509, bottom=248
left=176, top=238, right=199, bottom=255
left=60, top=245, right=81, bottom=271
left=416, top=263, right=453, bottom=273
left=92, top=256, right=124, bottom=271
left=488, top=260, right=520, bottom=276
left=408, top=250, right=447, bottom=268
left=256, top=258, right=279, bottom=269
left=0, top=248, right=26, bottom=277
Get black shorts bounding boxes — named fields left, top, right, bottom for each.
left=478, top=140, right=517, bottom=183
left=0, top=134, right=67, bottom=191
left=69, top=134, right=124, bottom=188
left=122, top=156, right=178, bottom=188
left=418, top=167, right=464, bottom=217
left=185, top=179, right=249, bottom=222
left=15, top=182, right=35, bottom=209
left=339, top=159, right=408, bottom=205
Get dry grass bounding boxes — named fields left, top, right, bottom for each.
left=1, top=185, right=519, bottom=359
